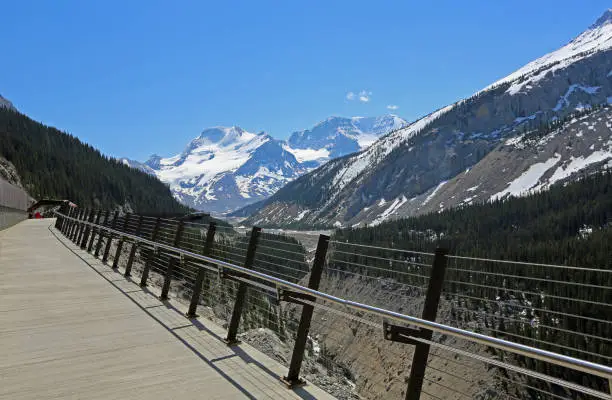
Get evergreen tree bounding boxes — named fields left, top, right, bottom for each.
left=0, top=107, right=188, bottom=214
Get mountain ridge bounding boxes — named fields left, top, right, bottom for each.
left=0, top=106, right=188, bottom=214
left=241, top=9, right=612, bottom=228
left=123, top=114, right=407, bottom=214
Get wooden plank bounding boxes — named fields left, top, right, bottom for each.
left=0, top=220, right=335, bottom=400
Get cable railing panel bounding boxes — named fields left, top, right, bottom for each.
left=53, top=209, right=612, bottom=400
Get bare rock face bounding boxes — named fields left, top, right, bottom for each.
left=413, top=106, right=612, bottom=215
left=0, top=94, right=16, bottom=112
left=0, top=156, right=24, bottom=188
left=242, top=11, right=612, bottom=229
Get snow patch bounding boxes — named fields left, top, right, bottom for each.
left=514, top=113, right=539, bottom=124
left=422, top=181, right=447, bottom=206
left=370, top=195, right=408, bottom=226
left=284, top=146, right=330, bottom=163
left=294, top=209, right=310, bottom=221
left=548, top=150, right=612, bottom=185
left=505, top=135, right=525, bottom=146
left=490, top=154, right=562, bottom=201
left=553, top=85, right=600, bottom=111
left=462, top=196, right=475, bottom=205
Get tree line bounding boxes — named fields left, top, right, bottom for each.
left=0, top=107, right=188, bottom=214
left=333, top=170, right=611, bottom=398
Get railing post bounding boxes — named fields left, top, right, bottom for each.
left=66, top=207, right=75, bottom=238
left=102, top=210, right=120, bottom=264
left=70, top=209, right=82, bottom=241
left=140, top=218, right=161, bottom=287
left=88, top=210, right=103, bottom=252
left=124, top=215, right=144, bottom=278
left=404, top=247, right=449, bottom=400
left=73, top=209, right=82, bottom=238
left=68, top=207, right=78, bottom=235
left=61, top=207, right=70, bottom=235
left=225, top=226, right=261, bottom=345
left=76, top=208, right=89, bottom=245
left=58, top=206, right=66, bottom=233
left=186, top=222, right=217, bottom=318
left=282, top=234, right=330, bottom=387
left=80, top=209, right=95, bottom=249
left=72, top=208, right=84, bottom=241
left=95, top=210, right=110, bottom=258
left=112, top=213, right=131, bottom=269
left=159, top=221, right=185, bottom=300
left=56, top=203, right=68, bottom=232
left=55, top=203, right=67, bottom=230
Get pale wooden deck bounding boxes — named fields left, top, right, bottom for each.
left=0, top=219, right=334, bottom=399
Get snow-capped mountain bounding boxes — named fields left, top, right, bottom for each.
left=121, top=158, right=155, bottom=174
left=125, top=116, right=405, bottom=214
left=286, top=115, right=406, bottom=163
left=143, top=127, right=302, bottom=213
left=241, top=9, right=612, bottom=228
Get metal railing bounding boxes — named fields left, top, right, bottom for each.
left=53, top=207, right=612, bottom=400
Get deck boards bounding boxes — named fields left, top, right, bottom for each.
left=0, top=219, right=333, bottom=399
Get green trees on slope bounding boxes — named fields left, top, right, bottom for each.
left=0, top=107, right=188, bottom=214
left=333, top=171, right=612, bottom=397
left=335, top=171, right=611, bottom=265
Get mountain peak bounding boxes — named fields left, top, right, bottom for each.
left=482, top=8, right=612, bottom=96
left=144, top=154, right=163, bottom=169
left=144, top=113, right=404, bottom=213
left=590, top=9, right=612, bottom=30
left=198, top=126, right=244, bottom=140
left=191, top=126, right=266, bottom=149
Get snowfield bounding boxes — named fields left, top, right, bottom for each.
left=490, top=155, right=562, bottom=202
left=127, top=115, right=406, bottom=214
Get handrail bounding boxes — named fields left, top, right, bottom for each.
left=54, top=210, right=612, bottom=385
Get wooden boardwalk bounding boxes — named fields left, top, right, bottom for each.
left=0, top=220, right=334, bottom=399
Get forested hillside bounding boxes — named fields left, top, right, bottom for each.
left=333, top=170, right=612, bottom=266
left=241, top=12, right=612, bottom=228
left=0, top=107, right=188, bottom=214
left=332, top=171, right=611, bottom=397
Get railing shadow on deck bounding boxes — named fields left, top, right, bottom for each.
left=49, top=224, right=321, bottom=400
left=52, top=208, right=612, bottom=400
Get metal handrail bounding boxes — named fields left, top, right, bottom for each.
left=54, top=211, right=612, bottom=385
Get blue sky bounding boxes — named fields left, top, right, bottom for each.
left=1, top=1, right=609, bottom=160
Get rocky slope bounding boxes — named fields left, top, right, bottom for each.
left=0, top=94, right=16, bottom=111
left=242, top=9, right=612, bottom=228
left=0, top=156, right=25, bottom=188
left=120, top=158, right=155, bottom=175
left=341, top=106, right=612, bottom=226
left=125, top=115, right=406, bottom=214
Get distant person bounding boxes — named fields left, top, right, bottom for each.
left=34, top=211, right=42, bottom=219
